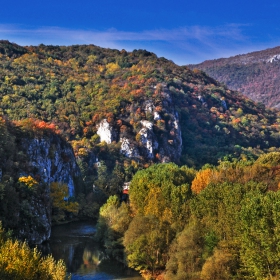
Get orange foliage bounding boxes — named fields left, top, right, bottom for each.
left=14, top=118, right=58, bottom=134
left=232, top=118, right=241, bottom=124
left=92, top=114, right=100, bottom=123
left=106, top=112, right=114, bottom=123
left=191, top=169, right=213, bottom=194
left=116, top=119, right=123, bottom=126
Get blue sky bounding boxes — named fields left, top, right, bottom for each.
left=1, top=0, right=280, bottom=64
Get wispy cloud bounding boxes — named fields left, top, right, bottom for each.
left=0, top=24, right=277, bottom=64
left=0, top=24, right=247, bottom=43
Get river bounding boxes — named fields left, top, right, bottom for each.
left=42, top=221, right=143, bottom=280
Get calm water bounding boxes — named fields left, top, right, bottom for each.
left=42, top=221, right=143, bottom=280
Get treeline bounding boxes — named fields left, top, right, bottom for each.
left=96, top=152, right=280, bottom=280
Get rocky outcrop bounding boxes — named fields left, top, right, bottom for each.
left=97, top=119, right=117, bottom=144
left=120, top=137, right=140, bottom=158
left=138, top=121, right=158, bottom=160
left=17, top=134, right=81, bottom=244
left=18, top=191, right=52, bottom=244
left=97, top=84, right=182, bottom=163
left=21, top=136, right=80, bottom=196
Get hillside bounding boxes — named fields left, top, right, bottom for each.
left=0, top=116, right=82, bottom=243
left=188, top=46, right=280, bottom=108
left=1, top=40, right=280, bottom=187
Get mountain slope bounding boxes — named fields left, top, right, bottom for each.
left=188, top=46, right=280, bottom=108
left=0, top=40, right=280, bottom=172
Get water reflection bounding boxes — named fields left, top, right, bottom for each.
left=42, top=221, right=142, bottom=280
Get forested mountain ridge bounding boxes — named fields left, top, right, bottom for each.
left=1, top=40, right=280, bottom=204
left=188, top=45, right=280, bottom=108
left=1, top=40, right=280, bottom=169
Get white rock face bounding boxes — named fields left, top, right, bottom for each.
left=118, top=89, right=183, bottom=163
left=139, top=119, right=159, bottom=159
left=267, top=54, right=280, bottom=63
left=141, top=120, right=153, bottom=130
left=97, top=119, right=114, bottom=144
left=139, top=128, right=155, bottom=159
left=120, top=137, right=140, bottom=158
left=173, top=120, right=178, bottom=130
left=144, top=100, right=154, bottom=112
left=22, top=137, right=80, bottom=197
left=18, top=135, right=81, bottom=244
left=154, top=112, right=161, bottom=121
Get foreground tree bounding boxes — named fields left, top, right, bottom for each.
left=239, top=191, right=280, bottom=279
left=0, top=223, right=69, bottom=280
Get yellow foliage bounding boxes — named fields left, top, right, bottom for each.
left=144, top=187, right=172, bottom=223
left=131, top=160, right=138, bottom=169
left=18, top=176, right=38, bottom=189
left=50, top=182, right=79, bottom=216
left=191, top=169, right=213, bottom=194
left=106, top=62, right=120, bottom=73
left=201, top=247, right=234, bottom=280
left=0, top=223, right=68, bottom=279
left=77, top=147, right=88, bottom=157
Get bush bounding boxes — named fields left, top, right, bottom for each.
left=0, top=223, right=69, bottom=280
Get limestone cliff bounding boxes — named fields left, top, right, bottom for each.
left=0, top=122, right=82, bottom=244
left=21, top=136, right=81, bottom=197
left=17, top=134, right=81, bottom=244
left=96, top=83, right=182, bottom=163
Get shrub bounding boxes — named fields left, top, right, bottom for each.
left=0, top=223, right=69, bottom=280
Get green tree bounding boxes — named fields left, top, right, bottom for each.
left=239, top=191, right=280, bottom=279
left=165, top=220, right=204, bottom=280
left=123, top=215, right=169, bottom=277
left=95, top=195, right=132, bottom=261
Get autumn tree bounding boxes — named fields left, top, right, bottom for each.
left=0, top=223, right=69, bottom=280
left=50, top=182, right=79, bottom=223
left=191, top=168, right=213, bottom=194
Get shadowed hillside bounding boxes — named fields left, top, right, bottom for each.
left=188, top=46, right=280, bottom=108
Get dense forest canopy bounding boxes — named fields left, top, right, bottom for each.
left=0, top=40, right=280, bottom=171
left=96, top=155, right=280, bottom=279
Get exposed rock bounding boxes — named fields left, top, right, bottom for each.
left=22, top=136, right=80, bottom=197
left=144, top=100, right=154, bottom=113
left=95, top=84, right=182, bottom=163
left=141, top=120, right=153, bottom=130
left=267, top=54, right=280, bottom=63
left=139, top=126, right=158, bottom=160
left=154, top=112, right=161, bottom=121
left=158, top=114, right=182, bottom=163
left=97, top=119, right=117, bottom=144
left=18, top=192, right=51, bottom=244
left=120, top=137, right=140, bottom=158
left=18, top=134, right=81, bottom=244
